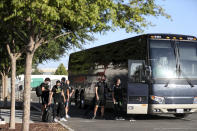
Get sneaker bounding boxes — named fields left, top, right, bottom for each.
left=66, top=115, right=71, bottom=118
left=54, top=118, right=58, bottom=122
left=91, top=115, right=96, bottom=120
left=119, top=117, right=125, bottom=120
left=60, top=118, right=67, bottom=122
left=115, top=116, right=119, bottom=120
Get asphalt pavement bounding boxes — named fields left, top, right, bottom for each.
left=62, top=105, right=197, bottom=131
left=0, top=109, right=41, bottom=124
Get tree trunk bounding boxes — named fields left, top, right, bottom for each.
left=9, top=57, right=16, bottom=129
left=4, top=74, right=8, bottom=107
left=0, top=73, right=8, bottom=103
left=1, top=73, right=5, bottom=100
left=22, top=52, right=33, bottom=131
left=4, top=75, right=8, bottom=98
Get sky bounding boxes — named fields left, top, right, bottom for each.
left=38, top=0, right=197, bottom=69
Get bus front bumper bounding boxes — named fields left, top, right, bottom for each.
left=149, top=104, right=197, bottom=114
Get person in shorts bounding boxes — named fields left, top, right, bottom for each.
left=64, top=80, right=74, bottom=118
left=92, top=75, right=108, bottom=119
left=61, top=78, right=70, bottom=118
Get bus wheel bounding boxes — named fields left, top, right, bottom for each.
left=80, top=92, right=85, bottom=109
left=174, top=114, right=189, bottom=118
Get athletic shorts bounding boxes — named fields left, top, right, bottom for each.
left=95, top=99, right=106, bottom=107
left=41, top=96, right=49, bottom=105
left=65, top=100, right=71, bottom=107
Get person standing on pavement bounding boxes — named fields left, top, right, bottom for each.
left=61, top=78, right=71, bottom=118
left=92, top=75, right=108, bottom=119
left=112, top=78, right=124, bottom=120
left=41, top=78, right=51, bottom=116
left=48, top=80, right=67, bottom=122
left=65, top=80, right=74, bottom=118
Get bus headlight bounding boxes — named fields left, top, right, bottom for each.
left=151, top=96, right=165, bottom=104
left=193, top=97, right=197, bottom=104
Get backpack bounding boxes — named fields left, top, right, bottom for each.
left=36, top=85, right=42, bottom=97
left=42, top=106, right=53, bottom=122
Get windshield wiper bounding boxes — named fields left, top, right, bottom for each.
left=164, top=40, right=194, bottom=88
left=164, top=69, right=194, bottom=88
left=175, top=41, right=194, bottom=88
left=164, top=80, right=170, bottom=87
left=179, top=67, right=194, bottom=88
left=164, top=40, right=177, bottom=87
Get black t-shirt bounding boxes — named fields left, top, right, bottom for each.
left=61, top=83, right=69, bottom=99
left=52, top=85, right=63, bottom=102
left=96, top=81, right=108, bottom=99
left=61, top=82, right=66, bottom=88
left=68, top=86, right=73, bottom=95
left=41, top=83, right=50, bottom=98
left=112, top=84, right=123, bottom=100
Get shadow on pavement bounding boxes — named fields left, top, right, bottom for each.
left=68, top=104, right=183, bottom=121
left=31, top=102, right=184, bottom=122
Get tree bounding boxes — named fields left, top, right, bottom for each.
left=0, top=1, right=25, bottom=128
left=0, top=1, right=68, bottom=129
left=0, top=45, right=10, bottom=101
left=54, top=63, right=68, bottom=75
left=0, top=0, right=170, bottom=130
left=7, top=42, right=22, bottom=129
left=0, top=30, right=21, bottom=130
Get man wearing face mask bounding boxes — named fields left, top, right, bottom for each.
left=48, top=80, right=67, bottom=122
left=112, top=78, right=124, bottom=120
left=41, top=78, right=51, bottom=116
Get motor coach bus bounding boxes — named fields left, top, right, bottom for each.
left=68, top=34, right=197, bottom=118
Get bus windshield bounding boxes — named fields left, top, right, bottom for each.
left=150, top=40, right=177, bottom=78
left=150, top=40, right=197, bottom=79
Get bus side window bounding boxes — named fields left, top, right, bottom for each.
left=129, top=60, right=145, bottom=83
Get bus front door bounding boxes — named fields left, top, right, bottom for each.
left=127, top=60, right=149, bottom=114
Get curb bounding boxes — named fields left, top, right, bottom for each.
left=31, top=104, right=74, bottom=131
left=58, top=121, right=75, bottom=131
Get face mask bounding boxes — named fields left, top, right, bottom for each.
left=46, top=81, right=50, bottom=85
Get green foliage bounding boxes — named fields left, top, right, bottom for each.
left=0, top=45, right=10, bottom=75
left=0, top=0, right=170, bottom=50
left=0, top=0, right=171, bottom=76
left=54, top=63, right=68, bottom=75
left=0, top=0, right=171, bottom=83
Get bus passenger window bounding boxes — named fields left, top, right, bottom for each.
left=128, top=61, right=145, bottom=83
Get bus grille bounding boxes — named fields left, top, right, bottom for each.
left=165, top=97, right=193, bottom=104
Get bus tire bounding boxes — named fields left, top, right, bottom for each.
left=80, top=92, right=85, bottom=109
left=174, top=113, right=189, bottom=118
